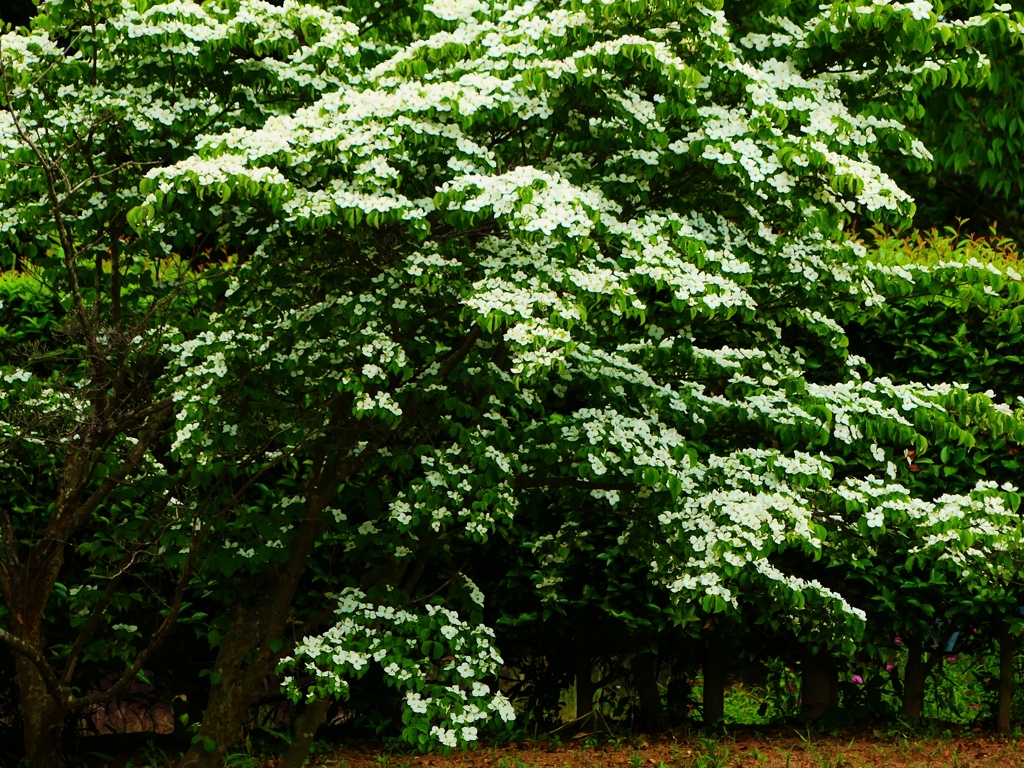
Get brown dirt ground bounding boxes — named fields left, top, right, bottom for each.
left=286, top=732, right=1024, bottom=768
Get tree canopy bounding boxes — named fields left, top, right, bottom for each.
left=0, top=0, right=1023, bottom=765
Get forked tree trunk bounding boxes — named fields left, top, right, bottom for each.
left=633, top=652, right=667, bottom=732
left=800, top=650, right=837, bottom=721
left=0, top=413, right=175, bottom=768
left=902, top=634, right=928, bottom=722
left=702, top=637, right=725, bottom=727
left=997, top=623, right=1014, bottom=734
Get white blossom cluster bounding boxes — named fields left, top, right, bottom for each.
left=280, top=589, right=513, bottom=748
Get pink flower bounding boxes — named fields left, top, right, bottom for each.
left=946, top=656, right=957, bottom=663
left=851, top=675, right=864, bottom=684
left=894, top=637, right=903, bottom=645
left=885, top=664, right=894, bottom=671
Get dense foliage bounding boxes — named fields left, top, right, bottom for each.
left=884, top=0, right=1024, bottom=238
left=0, top=0, right=1023, bottom=766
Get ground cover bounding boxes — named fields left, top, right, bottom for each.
left=317, top=734, right=1024, bottom=768
left=91, top=731, right=1024, bottom=768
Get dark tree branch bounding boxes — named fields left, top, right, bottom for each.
left=0, top=627, right=68, bottom=708
left=515, top=476, right=635, bottom=492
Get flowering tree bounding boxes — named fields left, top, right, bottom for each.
left=141, top=0, right=1024, bottom=758
left=2, top=0, right=1024, bottom=765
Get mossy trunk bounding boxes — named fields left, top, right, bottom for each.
left=15, top=654, right=66, bottom=768
left=8, top=587, right=68, bottom=768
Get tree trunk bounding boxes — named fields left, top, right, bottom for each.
left=176, top=603, right=274, bottom=768
left=6, top=586, right=68, bottom=768
left=902, top=634, right=927, bottom=722
left=281, top=698, right=331, bottom=768
left=178, top=676, right=260, bottom=768
left=800, top=650, right=837, bottom=721
left=633, top=652, right=666, bottom=732
left=176, top=430, right=374, bottom=768
left=666, top=675, right=691, bottom=727
left=574, top=629, right=595, bottom=722
left=177, top=489, right=334, bottom=768
left=14, top=654, right=66, bottom=768
left=702, top=637, right=725, bottom=727
left=997, top=623, right=1014, bottom=734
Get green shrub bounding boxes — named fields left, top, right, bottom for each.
left=851, top=227, right=1023, bottom=402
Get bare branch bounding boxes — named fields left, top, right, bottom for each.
left=71, top=513, right=206, bottom=711
left=59, top=492, right=174, bottom=684
left=515, top=476, right=635, bottom=492
left=60, top=402, right=173, bottom=536
left=0, top=52, right=98, bottom=355
left=0, top=508, right=20, bottom=567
